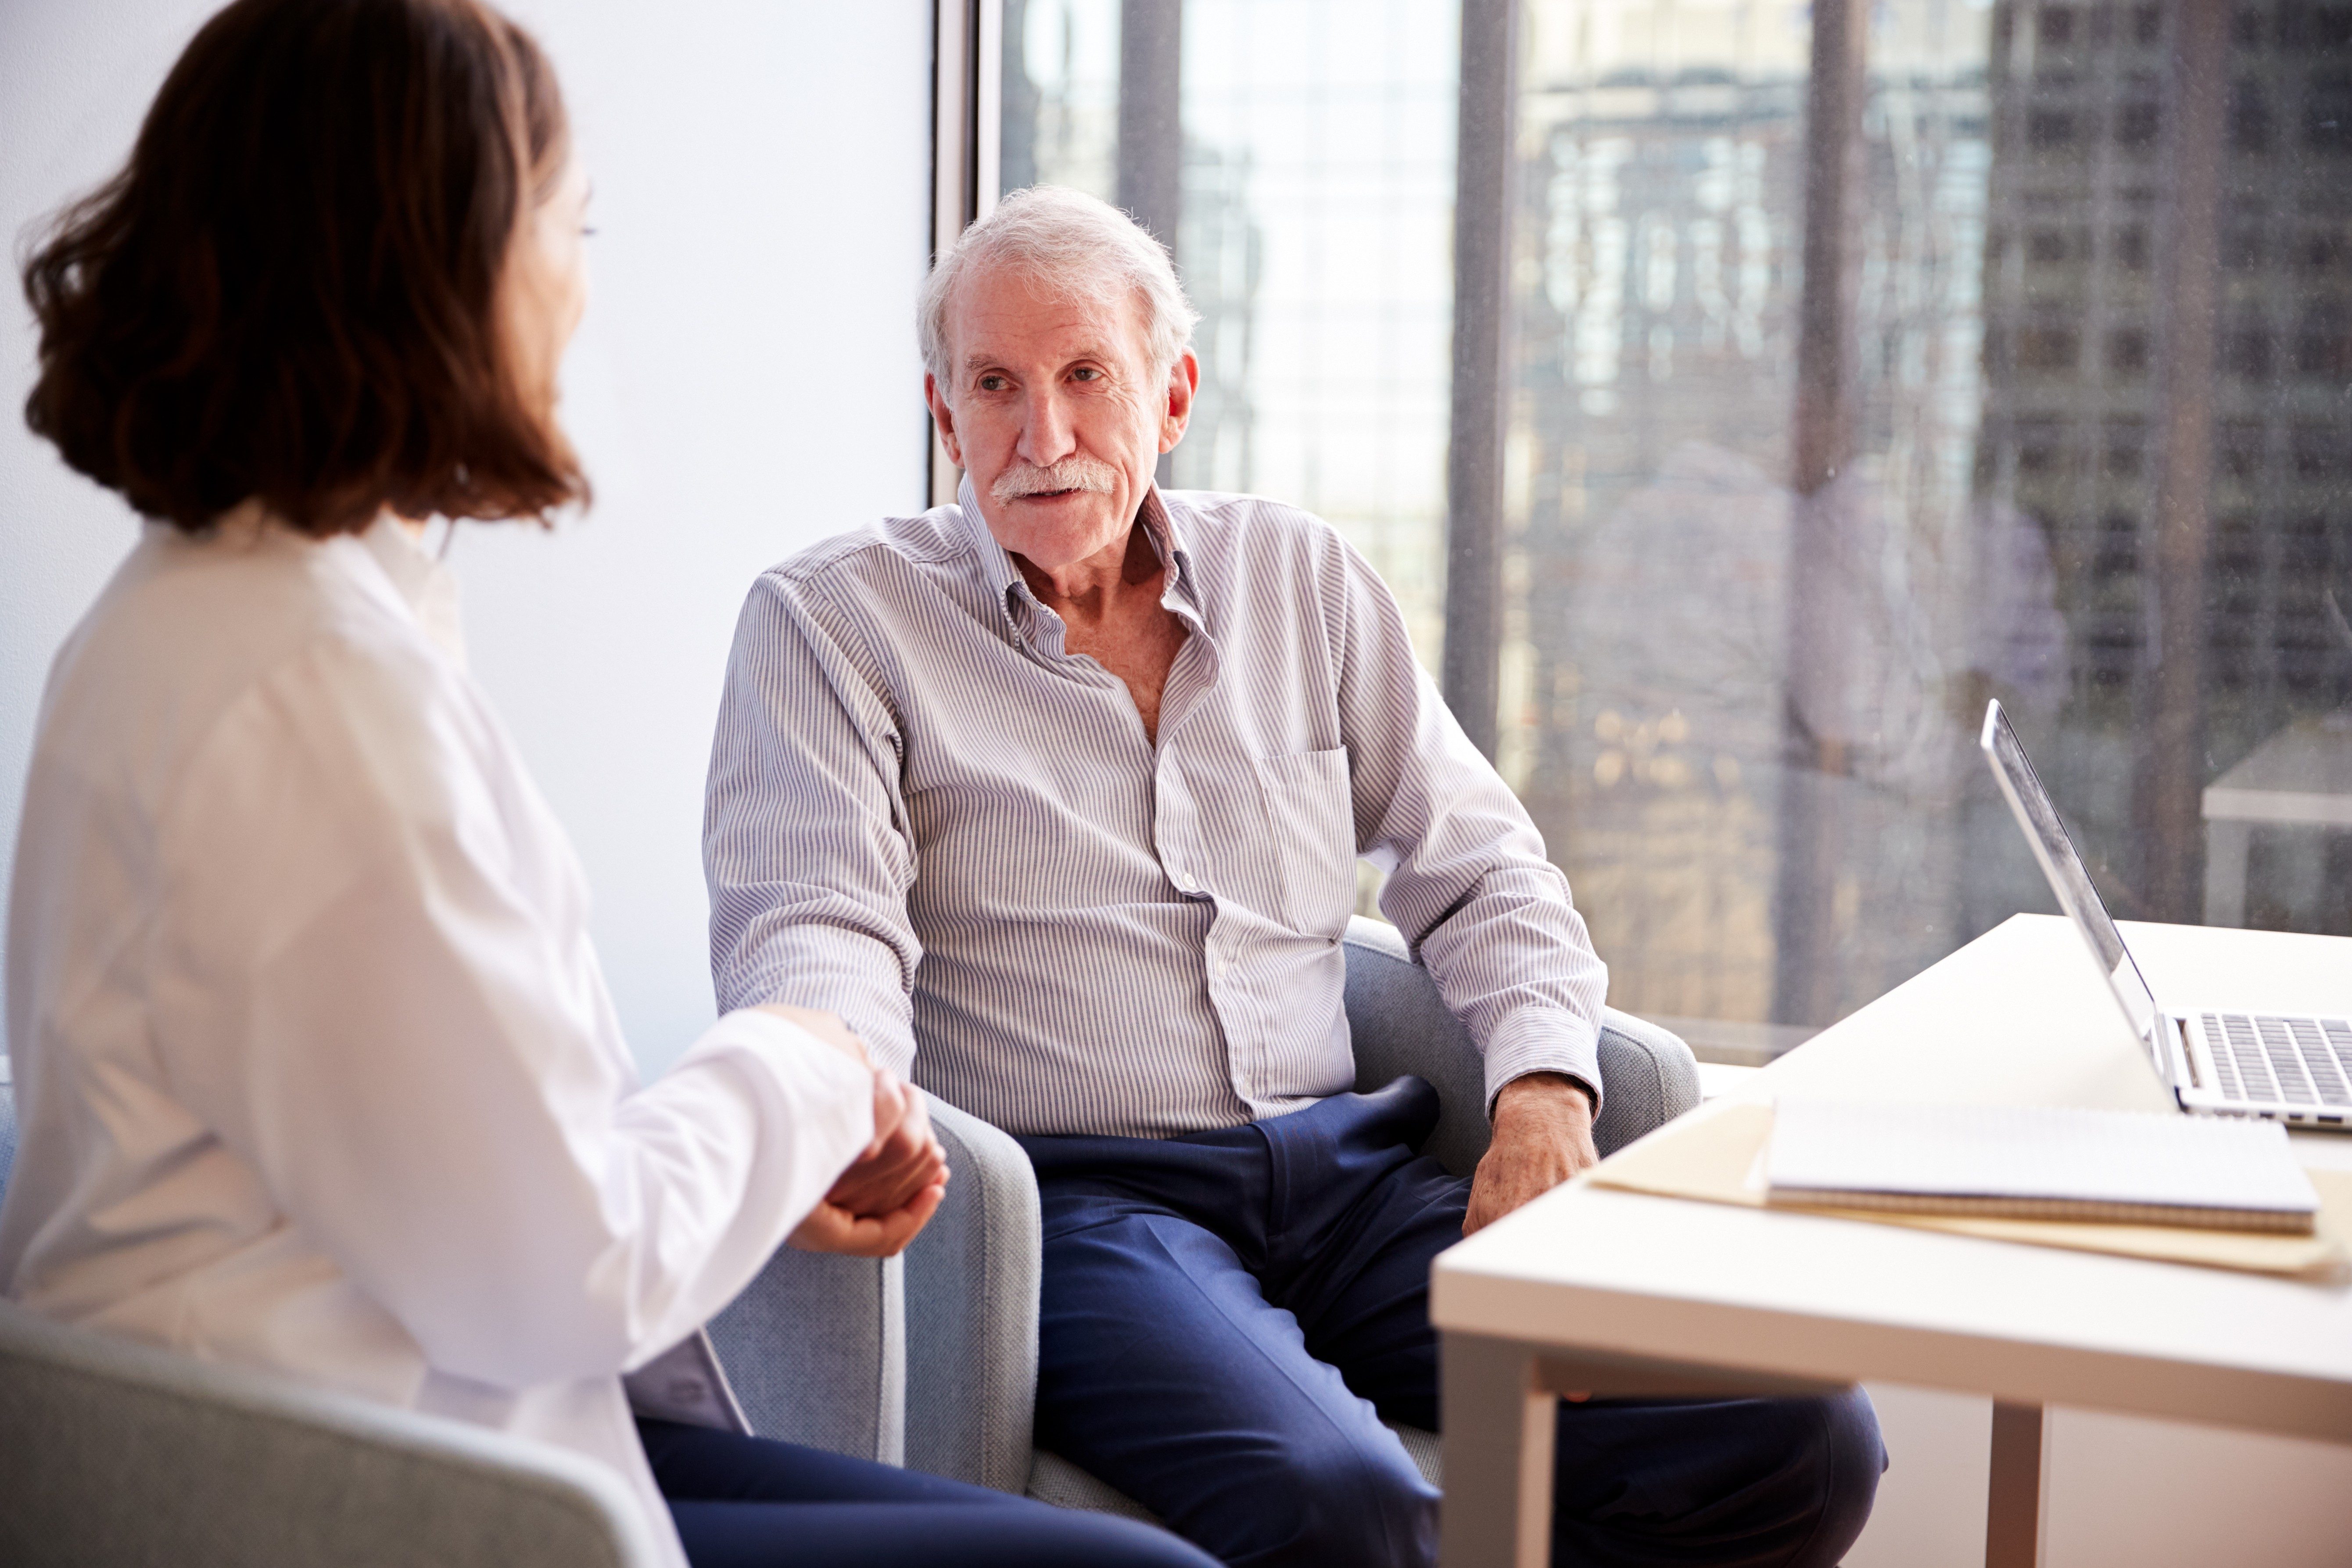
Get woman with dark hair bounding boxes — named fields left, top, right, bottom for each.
left=0, top=3, right=1211, bottom=1565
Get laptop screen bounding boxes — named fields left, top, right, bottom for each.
left=1979, top=700, right=2164, bottom=1052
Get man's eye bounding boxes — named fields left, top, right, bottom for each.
left=978, top=375, right=1007, bottom=392
left=1072, top=367, right=1101, bottom=382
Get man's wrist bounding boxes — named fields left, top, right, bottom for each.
left=1494, top=1070, right=1595, bottom=1121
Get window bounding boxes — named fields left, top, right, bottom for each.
left=941, top=0, right=2352, bottom=1056
left=998, top=0, right=1461, bottom=653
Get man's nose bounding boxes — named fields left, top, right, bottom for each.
left=1015, top=386, right=1077, bottom=467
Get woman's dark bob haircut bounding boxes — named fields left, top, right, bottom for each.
left=21, top=0, right=587, bottom=537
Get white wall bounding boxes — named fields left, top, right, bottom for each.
left=0, top=0, right=933, bottom=1076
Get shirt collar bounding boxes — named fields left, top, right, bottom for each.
left=1137, top=485, right=1201, bottom=619
left=356, top=514, right=469, bottom=671
left=953, top=474, right=1028, bottom=630
left=953, top=476, right=1202, bottom=641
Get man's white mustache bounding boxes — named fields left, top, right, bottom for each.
left=992, top=457, right=1122, bottom=502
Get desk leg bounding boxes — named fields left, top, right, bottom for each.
left=2204, top=820, right=2250, bottom=927
left=1440, top=1332, right=1556, bottom=1568
left=1986, top=1401, right=2047, bottom=1568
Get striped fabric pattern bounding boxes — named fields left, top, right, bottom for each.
left=704, top=481, right=1608, bottom=1139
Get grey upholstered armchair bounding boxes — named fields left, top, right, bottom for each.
left=707, top=915, right=1702, bottom=1520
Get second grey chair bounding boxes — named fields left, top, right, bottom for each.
left=0, top=1081, right=661, bottom=1568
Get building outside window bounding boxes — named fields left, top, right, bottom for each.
left=983, top=0, right=2352, bottom=1060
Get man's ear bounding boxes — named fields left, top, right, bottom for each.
left=1159, top=349, right=1200, bottom=455
left=925, top=373, right=964, bottom=468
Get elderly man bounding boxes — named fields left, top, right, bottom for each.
left=705, top=186, right=1880, bottom=1568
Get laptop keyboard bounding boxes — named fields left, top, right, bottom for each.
left=2198, top=1013, right=2352, bottom=1108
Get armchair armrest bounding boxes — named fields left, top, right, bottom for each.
left=1586, top=1006, right=1703, bottom=1160
left=705, top=1237, right=905, bottom=1464
left=902, top=1096, right=1041, bottom=1493
left=702, top=1091, right=1040, bottom=1489
left=1341, top=916, right=1698, bottom=1175
left=700, top=1044, right=907, bottom=1463
left=0, top=1300, right=659, bottom=1568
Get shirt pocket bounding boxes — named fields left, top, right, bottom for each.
left=1253, top=748, right=1357, bottom=936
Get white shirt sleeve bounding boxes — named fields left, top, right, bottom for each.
left=146, top=632, right=873, bottom=1391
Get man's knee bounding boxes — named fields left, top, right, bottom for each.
left=1552, top=1386, right=1885, bottom=1568
left=1708, top=1386, right=1886, bottom=1568
left=1184, top=1429, right=1438, bottom=1568
left=1806, top=1382, right=1882, bottom=1561
left=1821, top=1385, right=1887, bottom=1491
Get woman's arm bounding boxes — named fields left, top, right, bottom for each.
left=152, top=633, right=874, bottom=1389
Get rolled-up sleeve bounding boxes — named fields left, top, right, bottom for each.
left=703, top=572, right=923, bottom=1078
left=1319, top=537, right=1610, bottom=1115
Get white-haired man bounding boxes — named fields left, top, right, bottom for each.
left=705, top=186, right=1882, bottom=1567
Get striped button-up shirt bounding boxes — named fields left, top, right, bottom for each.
left=704, top=482, right=1607, bottom=1138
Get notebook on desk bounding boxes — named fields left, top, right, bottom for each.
left=1763, top=1099, right=2322, bottom=1234
left=1981, top=699, right=2352, bottom=1131
left=1586, top=1099, right=2351, bottom=1278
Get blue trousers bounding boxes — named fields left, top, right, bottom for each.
left=639, top=1418, right=1217, bottom=1567
left=1018, top=1077, right=1886, bottom=1568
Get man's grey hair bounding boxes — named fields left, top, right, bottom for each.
left=919, top=185, right=1201, bottom=391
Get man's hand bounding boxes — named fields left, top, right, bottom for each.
left=789, top=1181, right=947, bottom=1258
left=1463, top=1073, right=1598, bottom=1236
left=756, top=1005, right=951, bottom=1257
left=789, top=1076, right=950, bottom=1258
left=755, top=1004, right=946, bottom=1214
left=825, top=1070, right=948, bottom=1218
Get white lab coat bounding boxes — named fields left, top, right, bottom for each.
left=0, top=508, right=873, bottom=1568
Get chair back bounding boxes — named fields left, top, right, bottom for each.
left=1341, top=916, right=1699, bottom=1177
left=0, top=1298, right=658, bottom=1568
left=1343, top=919, right=1495, bottom=1177
left=0, top=1071, right=655, bottom=1567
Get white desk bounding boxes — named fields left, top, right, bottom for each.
left=1431, top=915, right=2352, bottom=1568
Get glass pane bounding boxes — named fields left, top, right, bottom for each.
left=1002, top=0, right=1461, bottom=652
left=1510, top=0, right=2352, bottom=1054
left=1506, top=1, right=1993, bottom=1042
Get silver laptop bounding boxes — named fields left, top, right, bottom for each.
left=1980, top=698, right=2352, bottom=1130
